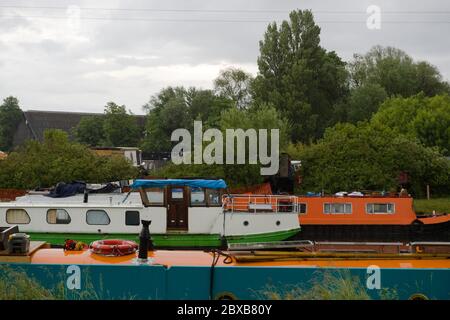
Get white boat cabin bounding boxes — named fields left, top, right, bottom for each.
left=0, top=179, right=300, bottom=236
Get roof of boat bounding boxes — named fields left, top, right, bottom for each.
left=30, top=248, right=450, bottom=269
left=130, top=179, right=227, bottom=189
left=7, top=192, right=143, bottom=207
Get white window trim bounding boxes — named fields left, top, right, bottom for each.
left=323, top=203, right=352, bottom=214
left=366, top=203, right=395, bottom=214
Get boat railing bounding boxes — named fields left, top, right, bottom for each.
left=222, top=194, right=302, bottom=213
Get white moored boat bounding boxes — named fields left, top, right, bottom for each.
left=0, top=179, right=301, bottom=248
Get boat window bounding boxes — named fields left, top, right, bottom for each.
left=206, top=189, right=221, bottom=206
left=86, top=210, right=110, bottom=225
left=324, top=203, right=352, bottom=214
left=125, top=211, right=140, bottom=226
left=145, top=188, right=164, bottom=205
left=298, top=203, right=307, bottom=214
left=171, top=188, right=184, bottom=200
left=366, top=203, right=395, bottom=214
left=47, top=209, right=71, bottom=224
left=6, top=209, right=30, bottom=224
left=190, top=187, right=206, bottom=206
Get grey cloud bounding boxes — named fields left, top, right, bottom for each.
left=0, top=0, right=449, bottom=113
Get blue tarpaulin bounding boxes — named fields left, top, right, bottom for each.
left=130, top=179, right=227, bottom=190
left=46, top=181, right=86, bottom=198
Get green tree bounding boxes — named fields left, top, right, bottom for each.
left=142, top=87, right=193, bottom=152
left=214, top=67, right=254, bottom=109
left=103, top=102, right=140, bottom=147
left=294, top=122, right=450, bottom=196
left=334, top=83, right=387, bottom=123
left=221, top=104, right=290, bottom=186
left=156, top=104, right=289, bottom=187
left=349, top=46, right=449, bottom=97
left=252, top=9, right=349, bottom=143
left=371, top=94, right=450, bottom=155
left=142, top=87, right=232, bottom=152
left=0, top=96, right=23, bottom=151
left=0, top=129, right=137, bottom=189
left=73, top=115, right=105, bottom=146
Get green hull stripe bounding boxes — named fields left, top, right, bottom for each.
left=28, top=228, right=300, bottom=247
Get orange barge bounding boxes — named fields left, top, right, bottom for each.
left=225, top=193, right=450, bottom=242
left=0, top=240, right=449, bottom=300
left=1, top=217, right=449, bottom=300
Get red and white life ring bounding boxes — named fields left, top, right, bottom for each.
left=89, top=239, right=138, bottom=256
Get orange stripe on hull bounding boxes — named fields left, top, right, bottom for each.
left=31, top=249, right=450, bottom=269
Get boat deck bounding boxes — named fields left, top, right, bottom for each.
left=28, top=247, right=450, bottom=269
left=0, top=241, right=49, bottom=263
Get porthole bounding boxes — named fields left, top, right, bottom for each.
left=243, top=221, right=249, bottom=226
left=276, top=220, right=281, bottom=226
left=215, top=292, right=237, bottom=300
left=409, top=293, right=429, bottom=300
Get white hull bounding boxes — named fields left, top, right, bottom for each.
left=0, top=194, right=300, bottom=236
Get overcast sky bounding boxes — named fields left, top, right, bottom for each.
left=0, top=0, right=449, bottom=114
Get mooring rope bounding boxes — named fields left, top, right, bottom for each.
left=208, top=249, right=234, bottom=300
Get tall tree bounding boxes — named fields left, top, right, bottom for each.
left=349, top=46, right=450, bottom=97
left=214, top=67, right=253, bottom=109
left=142, top=87, right=193, bottom=152
left=155, top=104, right=290, bottom=187
left=252, top=9, right=349, bottom=143
left=73, top=115, right=105, bottom=146
left=103, top=102, right=140, bottom=147
left=293, top=122, right=450, bottom=197
left=371, top=94, right=450, bottom=155
left=142, top=87, right=232, bottom=152
left=187, top=88, right=232, bottom=126
left=334, top=83, right=387, bottom=123
left=0, top=96, right=23, bottom=151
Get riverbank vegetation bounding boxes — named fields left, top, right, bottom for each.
left=0, top=9, right=449, bottom=196
left=258, top=270, right=399, bottom=300
left=0, top=130, right=137, bottom=189
left=414, top=198, right=450, bottom=214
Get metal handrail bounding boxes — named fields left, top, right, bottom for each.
left=222, top=194, right=301, bottom=213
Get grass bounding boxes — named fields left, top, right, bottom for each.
left=257, top=270, right=372, bottom=300
left=0, top=265, right=137, bottom=300
left=413, top=197, right=450, bottom=215
left=0, top=265, right=402, bottom=300
left=0, top=266, right=64, bottom=299
left=256, top=270, right=399, bottom=300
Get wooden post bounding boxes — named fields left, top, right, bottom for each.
left=426, top=184, right=430, bottom=200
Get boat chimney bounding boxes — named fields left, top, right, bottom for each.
left=83, top=190, right=89, bottom=203
left=138, top=220, right=154, bottom=262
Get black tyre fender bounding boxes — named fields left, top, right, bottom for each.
left=411, top=219, right=424, bottom=234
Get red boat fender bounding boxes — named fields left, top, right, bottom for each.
left=89, top=239, right=138, bottom=256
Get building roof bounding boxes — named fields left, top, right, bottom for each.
left=12, top=110, right=146, bottom=147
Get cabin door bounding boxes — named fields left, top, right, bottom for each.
left=166, top=186, right=188, bottom=231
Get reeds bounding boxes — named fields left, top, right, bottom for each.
left=256, top=270, right=373, bottom=300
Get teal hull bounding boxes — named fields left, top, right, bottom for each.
left=0, top=263, right=448, bottom=300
